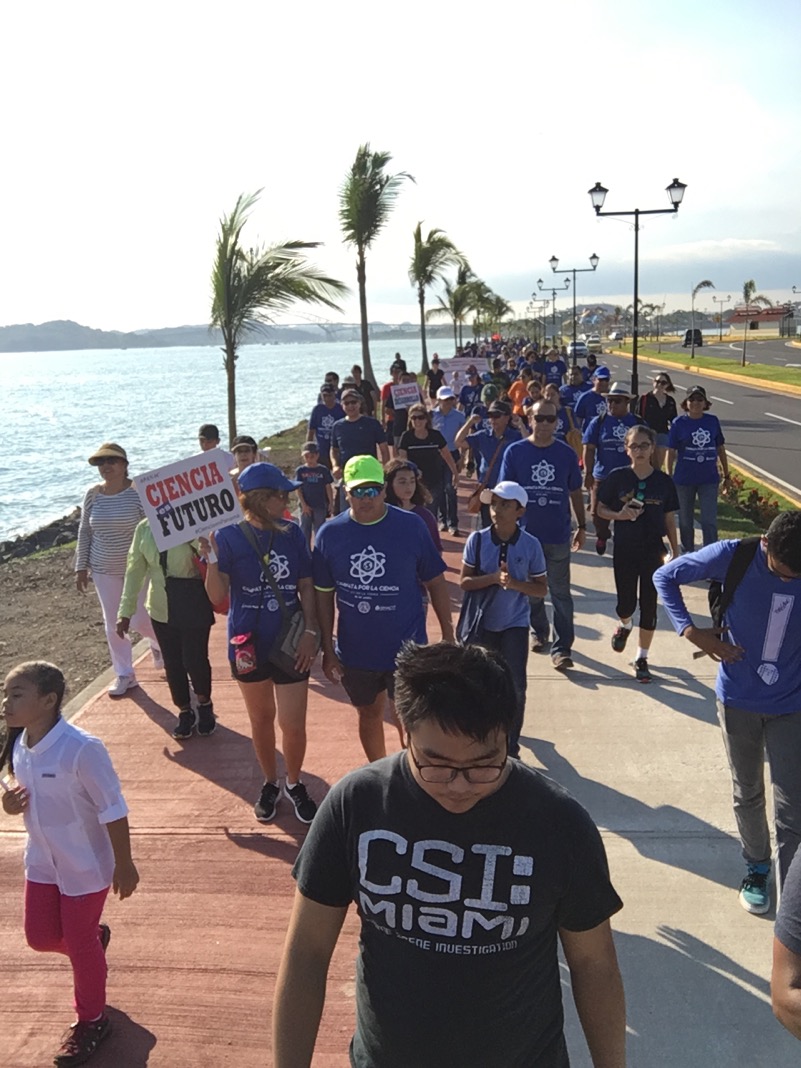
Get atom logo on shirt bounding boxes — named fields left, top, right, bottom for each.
left=264, top=552, right=290, bottom=582
left=691, top=427, right=711, bottom=448
left=350, top=545, right=387, bottom=584
left=530, top=460, right=556, bottom=488
left=611, top=423, right=627, bottom=441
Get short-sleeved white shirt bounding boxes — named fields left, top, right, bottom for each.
left=13, top=717, right=129, bottom=896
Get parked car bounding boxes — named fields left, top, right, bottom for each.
left=567, top=340, right=589, bottom=360
left=608, top=330, right=625, bottom=341
left=682, top=329, right=703, bottom=348
left=587, top=335, right=603, bottom=353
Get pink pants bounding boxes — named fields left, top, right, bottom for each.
left=24, top=880, right=110, bottom=1021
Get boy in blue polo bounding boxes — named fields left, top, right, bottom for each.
left=460, top=481, right=547, bottom=756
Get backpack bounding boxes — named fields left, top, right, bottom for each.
left=707, top=537, right=761, bottom=630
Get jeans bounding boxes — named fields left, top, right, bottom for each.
left=25, top=881, right=109, bottom=1021
left=717, top=702, right=801, bottom=887
left=473, top=626, right=529, bottom=757
left=433, top=456, right=458, bottom=530
left=675, top=481, right=718, bottom=553
left=151, top=617, right=213, bottom=710
left=300, top=506, right=328, bottom=549
left=529, top=541, right=574, bottom=656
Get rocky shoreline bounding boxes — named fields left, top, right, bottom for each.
left=0, top=509, right=82, bottom=565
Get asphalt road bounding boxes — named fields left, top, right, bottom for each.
left=604, top=350, right=801, bottom=503
left=615, top=337, right=801, bottom=369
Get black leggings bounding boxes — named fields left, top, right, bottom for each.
left=612, top=544, right=663, bottom=632
left=151, top=618, right=213, bottom=709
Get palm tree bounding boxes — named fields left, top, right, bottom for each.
left=427, top=279, right=472, bottom=353
left=339, top=144, right=413, bottom=383
left=409, top=224, right=466, bottom=371
left=210, top=191, right=348, bottom=443
left=690, top=279, right=714, bottom=357
left=742, top=279, right=773, bottom=309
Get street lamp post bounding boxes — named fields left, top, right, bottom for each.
left=549, top=253, right=599, bottom=366
left=712, top=294, right=731, bottom=343
left=536, top=278, right=570, bottom=350
left=588, top=178, right=687, bottom=396
left=527, top=297, right=550, bottom=350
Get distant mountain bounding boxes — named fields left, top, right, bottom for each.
left=0, top=318, right=453, bottom=353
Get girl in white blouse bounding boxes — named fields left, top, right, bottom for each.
left=1, top=661, right=139, bottom=1067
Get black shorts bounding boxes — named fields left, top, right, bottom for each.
left=341, top=665, right=396, bottom=707
left=229, top=659, right=309, bottom=685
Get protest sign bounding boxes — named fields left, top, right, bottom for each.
left=440, top=357, right=480, bottom=390
left=134, top=449, right=243, bottom=550
left=390, top=382, right=422, bottom=409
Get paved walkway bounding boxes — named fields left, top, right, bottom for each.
left=2, top=492, right=797, bottom=1066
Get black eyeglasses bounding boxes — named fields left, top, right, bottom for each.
left=628, top=442, right=652, bottom=451
left=411, top=414, right=427, bottom=421
left=533, top=414, right=557, bottom=424
left=407, top=738, right=507, bottom=784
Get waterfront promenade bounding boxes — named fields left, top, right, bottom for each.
left=1, top=491, right=797, bottom=1066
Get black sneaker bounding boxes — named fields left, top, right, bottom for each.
left=98, top=923, right=111, bottom=953
left=196, top=702, right=216, bottom=737
left=611, top=626, right=631, bottom=653
left=634, top=658, right=652, bottom=683
left=54, top=1015, right=111, bottom=1067
left=172, top=709, right=195, bottom=740
left=595, top=538, right=607, bottom=556
left=254, top=781, right=280, bottom=822
left=284, top=782, right=318, bottom=824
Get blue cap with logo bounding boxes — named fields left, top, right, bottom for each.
left=238, top=462, right=301, bottom=493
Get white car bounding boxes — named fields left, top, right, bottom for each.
left=567, top=341, right=589, bottom=360
left=587, top=335, right=603, bottom=353
left=608, top=330, right=625, bottom=342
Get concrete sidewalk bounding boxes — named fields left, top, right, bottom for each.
left=2, top=498, right=797, bottom=1066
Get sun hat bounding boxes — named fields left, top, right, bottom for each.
left=592, top=367, right=611, bottom=380
left=231, top=434, right=258, bottom=452
left=479, top=480, right=528, bottom=508
left=436, top=386, right=456, bottom=400
left=88, top=442, right=128, bottom=465
left=607, top=382, right=632, bottom=398
left=343, top=455, right=385, bottom=489
left=238, top=462, right=301, bottom=493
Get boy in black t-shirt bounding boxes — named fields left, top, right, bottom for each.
left=273, top=642, right=625, bottom=1068
left=295, top=443, right=334, bottom=549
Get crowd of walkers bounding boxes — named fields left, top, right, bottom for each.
left=3, top=335, right=801, bottom=1066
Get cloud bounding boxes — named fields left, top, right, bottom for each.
left=653, top=239, right=782, bottom=263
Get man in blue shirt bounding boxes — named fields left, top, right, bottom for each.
left=308, top=386, right=345, bottom=467
left=582, top=383, right=641, bottom=555
left=458, top=370, right=483, bottom=415
left=654, top=511, right=801, bottom=915
left=313, top=455, right=453, bottom=762
left=573, top=367, right=610, bottom=429
left=455, top=401, right=524, bottom=529
left=499, top=399, right=586, bottom=671
left=432, top=387, right=466, bottom=536
left=559, top=366, right=589, bottom=412
left=330, top=390, right=389, bottom=509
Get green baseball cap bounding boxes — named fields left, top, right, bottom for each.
left=343, top=455, right=385, bottom=489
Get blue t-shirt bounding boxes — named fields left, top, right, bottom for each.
left=654, top=541, right=801, bottom=714
left=458, top=383, right=482, bottom=414
left=499, top=438, right=582, bottom=545
left=543, top=359, right=567, bottom=386
left=466, top=427, right=523, bottom=487
left=312, top=506, right=446, bottom=671
left=431, top=406, right=466, bottom=450
left=294, top=464, right=334, bottom=511
left=667, top=413, right=724, bottom=486
left=463, top=527, right=546, bottom=631
left=574, top=389, right=608, bottom=429
left=330, top=416, right=386, bottom=466
left=309, top=402, right=345, bottom=454
left=559, top=383, right=588, bottom=410
left=583, top=412, right=641, bottom=480
left=216, top=521, right=312, bottom=664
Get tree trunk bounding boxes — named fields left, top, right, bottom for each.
left=224, top=341, right=237, bottom=445
left=419, top=288, right=429, bottom=374
left=452, top=317, right=457, bottom=353
left=357, top=249, right=375, bottom=384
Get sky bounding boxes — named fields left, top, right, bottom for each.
left=2, top=0, right=799, bottom=332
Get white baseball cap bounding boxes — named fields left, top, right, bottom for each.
left=436, top=386, right=456, bottom=400
left=480, top=480, right=529, bottom=508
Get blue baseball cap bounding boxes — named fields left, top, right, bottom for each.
left=238, top=462, right=301, bottom=493
left=592, top=366, right=611, bottom=380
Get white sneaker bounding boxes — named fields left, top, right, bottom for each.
left=108, top=674, right=138, bottom=697
left=151, top=647, right=164, bottom=670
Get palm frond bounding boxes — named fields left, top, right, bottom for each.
left=692, top=279, right=715, bottom=300
left=339, top=143, right=414, bottom=250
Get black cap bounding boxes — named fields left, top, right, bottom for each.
left=198, top=423, right=220, bottom=440
left=488, top=400, right=512, bottom=416
left=320, top=384, right=336, bottom=394
left=686, top=385, right=708, bottom=399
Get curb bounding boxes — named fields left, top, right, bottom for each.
left=61, top=639, right=152, bottom=725
left=727, top=455, right=801, bottom=509
left=609, top=350, right=801, bottom=397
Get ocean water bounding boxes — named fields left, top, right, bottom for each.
left=0, top=337, right=429, bottom=540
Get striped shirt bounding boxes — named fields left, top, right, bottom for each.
left=75, top=486, right=145, bottom=576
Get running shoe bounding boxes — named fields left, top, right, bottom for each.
left=611, top=626, right=631, bottom=653
left=196, top=703, right=216, bottom=737
left=739, top=863, right=771, bottom=914
left=54, top=1016, right=111, bottom=1067
left=172, top=709, right=196, bottom=740
left=595, top=538, right=607, bottom=556
left=108, top=674, right=137, bottom=698
left=254, top=781, right=281, bottom=822
left=284, top=782, right=318, bottom=824
left=634, top=658, right=652, bottom=684
left=552, top=653, right=574, bottom=672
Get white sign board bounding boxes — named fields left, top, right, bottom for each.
left=440, top=357, right=482, bottom=391
left=134, top=448, right=243, bottom=550
left=390, top=382, right=422, bottom=409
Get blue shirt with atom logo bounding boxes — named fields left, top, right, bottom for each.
left=312, top=506, right=446, bottom=671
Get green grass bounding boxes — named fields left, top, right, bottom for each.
left=26, top=539, right=77, bottom=560
left=259, top=420, right=309, bottom=474
left=614, top=345, right=801, bottom=388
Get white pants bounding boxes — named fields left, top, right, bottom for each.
left=92, top=571, right=158, bottom=676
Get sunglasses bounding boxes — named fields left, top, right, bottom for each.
left=342, top=400, right=360, bottom=406
left=411, top=414, right=427, bottom=421
left=533, top=414, right=557, bottom=424
left=97, top=457, right=122, bottom=465
left=349, top=485, right=383, bottom=499
left=655, top=379, right=669, bottom=385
